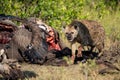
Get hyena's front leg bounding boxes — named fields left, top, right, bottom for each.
left=71, top=42, right=82, bottom=63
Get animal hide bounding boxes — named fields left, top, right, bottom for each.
left=6, top=28, right=48, bottom=64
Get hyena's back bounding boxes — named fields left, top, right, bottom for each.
left=80, top=20, right=105, bottom=52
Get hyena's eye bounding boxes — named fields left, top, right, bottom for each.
left=71, top=32, right=74, bottom=34
left=66, top=33, right=68, bottom=35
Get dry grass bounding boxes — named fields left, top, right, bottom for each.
left=20, top=61, right=120, bottom=80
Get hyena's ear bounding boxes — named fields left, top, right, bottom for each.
left=61, top=22, right=66, bottom=32
left=74, top=25, right=78, bottom=30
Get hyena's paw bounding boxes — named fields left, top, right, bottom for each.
left=83, top=46, right=91, bottom=51
left=92, top=47, right=99, bottom=53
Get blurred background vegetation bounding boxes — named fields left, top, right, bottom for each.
left=0, top=1, right=120, bottom=80
left=0, top=0, right=120, bottom=41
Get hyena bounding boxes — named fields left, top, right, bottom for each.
left=63, top=20, right=105, bottom=62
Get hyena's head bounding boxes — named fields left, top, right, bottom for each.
left=63, top=24, right=79, bottom=42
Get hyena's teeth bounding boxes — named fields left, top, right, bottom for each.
left=92, top=47, right=99, bottom=53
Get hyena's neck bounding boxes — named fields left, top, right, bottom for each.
left=70, top=34, right=81, bottom=45
left=76, top=33, right=81, bottom=43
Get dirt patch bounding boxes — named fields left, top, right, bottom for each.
left=96, top=41, right=120, bottom=74
left=98, top=41, right=120, bottom=64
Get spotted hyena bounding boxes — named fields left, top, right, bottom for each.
left=63, top=20, right=105, bottom=62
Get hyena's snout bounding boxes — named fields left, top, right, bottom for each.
left=66, top=33, right=72, bottom=41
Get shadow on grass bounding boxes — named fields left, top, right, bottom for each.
left=23, top=70, right=38, bottom=79
left=0, top=71, right=38, bottom=80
